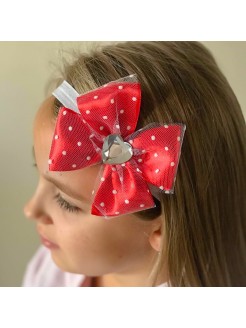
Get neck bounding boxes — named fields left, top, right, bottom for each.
left=91, top=274, right=167, bottom=287
left=90, top=257, right=169, bottom=287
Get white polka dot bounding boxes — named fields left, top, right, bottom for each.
left=82, top=119, right=86, bottom=124
left=63, top=110, right=67, bottom=115
left=100, top=126, right=104, bottom=130
left=170, top=162, right=175, bottom=166
left=120, top=109, right=124, bottom=114
left=94, top=95, right=98, bottom=99
left=138, top=158, right=143, bottom=163
left=77, top=141, right=82, bottom=146
left=62, top=151, right=66, bottom=155
left=121, top=163, right=126, bottom=167
left=112, top=190, right=117, bottom=194
left=68, top=126, right=73, bottom=131
left=165, top=190, right=170, bottom=194
left=54, top=135, right=59, bottom=140
left=119, top=177, right=123, bottom=182
left=100, top=202, right=105, bottom=207
left=110, top=98, right=114, bottom=104
left=115, top=211, right=120, bottom=215
left=101, top=177, right=105, bottom=181
left=132, top=97, right=137, bottom=101
left=92, top=190, right=95, bottom=195
left=103, top=116, right=108, bottom=120
left=159, top=186, right=164, bottom=190
left=154, top=153, right=158, bottom=157
left=165, top=147, right=169, bottom=151
left=142, top=149, right=146, bottom=153
left=86, top=110, right=90, bottom=114
left=72, top=164, right=76, bottom=168
left=129, top=140, right=133, bottom=144
left=127, top=126, right=131, bottom=130
left=136, top=168, right=142, bottom=173
left=112, top=167, right=116, bottom=171
left=155, top=169, right=160, bottom=173
left=151, top=135, right=156, bottom=140
left=116, top=124, right=120, bottom=129
left=96, top=148, right=101, bottom=152
left=48, top=159, right=52, bottom=164
left=140, top=204, right=145, bottom=208
left=125, top=199, right=129, bottom=204
left=86, top=156, right=91, bottom=161
left=89, top=134, right=95, bottom=139
left=164, top=125, right=169, bottom=128
left=118, top=85, right=123, bottom=90
left=177, top=136, right=181, bottom=141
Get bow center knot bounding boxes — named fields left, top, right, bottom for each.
left=102, top=134, right=133, bottom=165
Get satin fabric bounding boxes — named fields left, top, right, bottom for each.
left=49, top=80, right=186, bottom=217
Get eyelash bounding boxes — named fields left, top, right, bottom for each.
left=54, top=193, right=81, bottom=213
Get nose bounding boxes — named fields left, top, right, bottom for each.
left=23, top=187, right=53, bottom=225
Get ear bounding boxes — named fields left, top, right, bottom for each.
left=148, top=218, right=163, bottom=252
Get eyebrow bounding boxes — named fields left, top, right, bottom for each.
left=32, top=146, right=89, bottom=203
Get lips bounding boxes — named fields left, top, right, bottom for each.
left=37, top=227, right=59, bottom=249
left=40, top=235, right=59, bottom=249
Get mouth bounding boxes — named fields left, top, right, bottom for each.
left=37, top=229, right=60, bottom=250
left=40, top=235, right=60, bottom=249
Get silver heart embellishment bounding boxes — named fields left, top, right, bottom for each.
left=102, top=134, right=133, bottom=165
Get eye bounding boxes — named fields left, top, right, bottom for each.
left=54, top=193, right=81, bottom=214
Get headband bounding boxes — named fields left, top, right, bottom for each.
left=49, top=75, right=186, bottom=218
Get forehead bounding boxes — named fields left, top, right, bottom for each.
left=33, top=96, right=101, bottom=202
left=33, top=96, right=56, bottom=166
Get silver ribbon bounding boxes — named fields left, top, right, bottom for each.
left=52, top=80, right=80, bottom=114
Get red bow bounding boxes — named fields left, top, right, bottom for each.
left=49, top=78, right=186, bottom=217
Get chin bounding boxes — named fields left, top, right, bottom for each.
left=50, top=252, right=73, bottom=273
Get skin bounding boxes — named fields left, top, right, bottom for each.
left=23, top=96, right=168, bottom=287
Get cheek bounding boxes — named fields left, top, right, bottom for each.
left=56, top=222, right=90, bottom=250
left=52, top=215, right=149, bottom=275
left=76, top=218, right=147, bottom=257
left=63, top=223, right=122, bottom=257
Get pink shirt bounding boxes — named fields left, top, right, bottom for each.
left=22, top=246, right=168, bottom=287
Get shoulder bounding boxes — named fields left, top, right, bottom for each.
left=22, top=246, right=85, bottom=287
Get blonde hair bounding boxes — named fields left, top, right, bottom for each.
left=50, top=42, right=246, bottom=286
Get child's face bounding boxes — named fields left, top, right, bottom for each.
left=24, top=96, right=156, bottom=277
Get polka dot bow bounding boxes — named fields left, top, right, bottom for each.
left=49, top=75, right=186, bottom=217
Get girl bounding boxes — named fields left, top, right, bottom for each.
left=23, top=41, right=246, bottom=287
